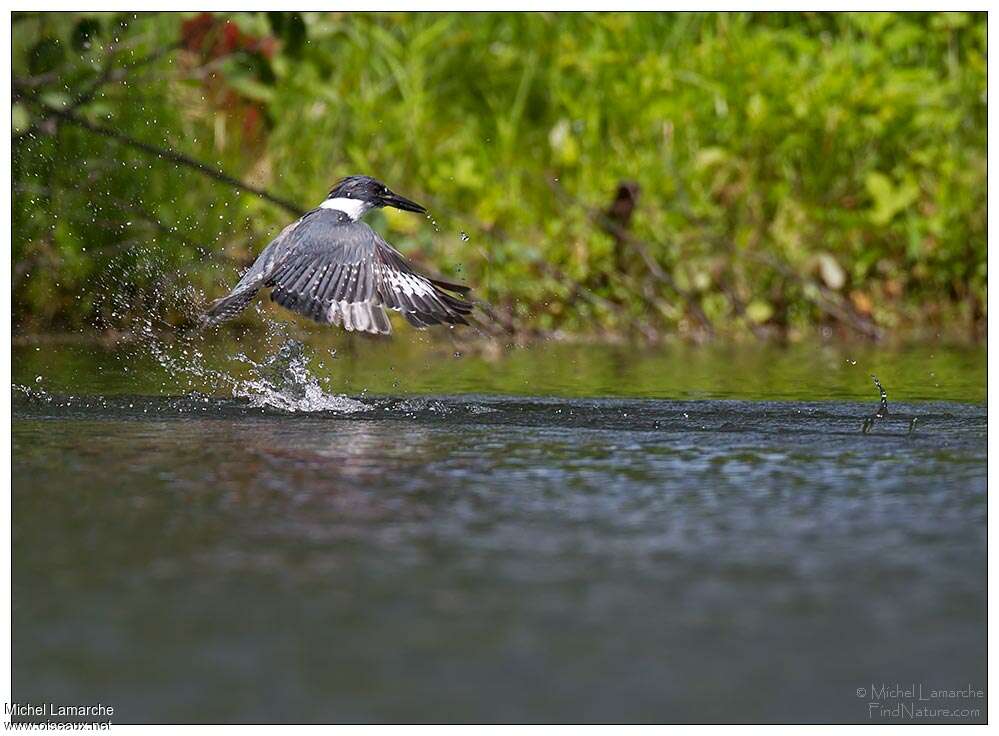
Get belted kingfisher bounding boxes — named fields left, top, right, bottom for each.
left=203, top=175, right=473, bottom=334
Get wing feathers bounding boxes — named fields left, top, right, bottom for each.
left=212, top=209, right=473, bottom=335
left=203, top=286, right=260, bottom=325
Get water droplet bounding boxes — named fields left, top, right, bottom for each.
left=35, top=376, right=42, bottom=383
left=847, top=358, right=857, bottom=365
left=459, top=231, right=470, bottom=242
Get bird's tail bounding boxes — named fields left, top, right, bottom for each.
left=201, top=286, right=259, bottom=326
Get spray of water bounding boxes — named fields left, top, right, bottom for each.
left=85, top=249, right=368, bottom=413
left=229, top=339, right=365, bottom=413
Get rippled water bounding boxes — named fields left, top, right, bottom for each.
left=12, top=334, right=986, bottom=723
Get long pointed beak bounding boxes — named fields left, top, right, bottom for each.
left=383, top=191, right=426, bottom=213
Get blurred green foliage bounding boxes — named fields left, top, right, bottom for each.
left=12, top=12, right=986, bottom=339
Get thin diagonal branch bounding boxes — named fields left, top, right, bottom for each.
left=13, top=83, right=304, bottom=217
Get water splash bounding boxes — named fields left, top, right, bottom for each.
left=141, top=323, right=366, bottom=413
left=861, top=374, right=917, bottom=435
left=87, top=250, right=367, bottom=413
left=13, top=383, right=53, bottom=404
left=230, top=339, right=366, bottom=413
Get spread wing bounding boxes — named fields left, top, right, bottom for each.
left=202, top=219, right=299, bottom=325
left=261, top=209, right=473, bottom=334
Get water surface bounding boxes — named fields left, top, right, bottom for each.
left=12, top=337, right=986, bottom=723
left=13, top=333, right=987, bottom=403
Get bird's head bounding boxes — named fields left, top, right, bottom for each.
left=321, top=175, right=426, bottom=220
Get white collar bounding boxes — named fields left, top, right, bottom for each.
left=319, top=197, right=372, bottom=221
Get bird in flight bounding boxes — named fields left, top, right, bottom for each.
left=203, top=175, right=473, bottom=334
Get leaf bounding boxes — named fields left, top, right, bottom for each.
left=865, top=171, right=919, bottom=225
left=225, top=74, right=275, bottom=104
left=268, top=12, right=307, bottom=57
left=39, top=91, right=71, bottom=109
left=548, top=119, right=579, bottom=165
left=694, top=147, right=728, bottom=170
left=283, top=13, right=307, bottom=57
left=931, top=12, right=970, bottom=30
left=225, top=50, right=276, bottom=86
left=11, top=103, right=31, bottom=134
left=266, top=12, right=286, bottom=35
left=72, top=18, right=102, bottom=52
left=28, top=37, right=65, bottom=76
left=746, top=93, right=766, bottom=123
left=746, top=300, right=774, bottom=324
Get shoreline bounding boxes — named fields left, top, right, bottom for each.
left=10, top=323, right=987, bottom=349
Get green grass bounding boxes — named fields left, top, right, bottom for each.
left=12, top=12, right=987, bottom=340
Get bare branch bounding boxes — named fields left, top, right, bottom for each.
left=13, top=82, right=304, bottom=217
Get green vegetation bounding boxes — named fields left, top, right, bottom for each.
left=13, top=12, right=986, bottom=340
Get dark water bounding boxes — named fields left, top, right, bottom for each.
left=12, top=337, right=986, bottom=723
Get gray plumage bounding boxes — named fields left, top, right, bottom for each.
left=203, top=208, right=473, bottom=334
